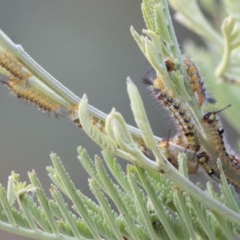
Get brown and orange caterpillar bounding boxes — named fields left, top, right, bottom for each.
left=158, top=130, right=179, bottom=169
left=143, top=72, right=200, bottom=152
left=69, top=103, right=82, bottom=128
left=158, top=132, right=201, bottom=173
left=197, top=151, right=215, bottom=177
left=203, top=105, right=231, bottom=160
left=158, top=138, right=179, bottom=169
left=0, top=47, right=32, bottom=81
left=69, top=103, right=105, bottom=132
left=69, top=103, right=150, bottom=156
left=165, top=56, right=215, bottom=106
left=202, top=105, right=240, bottom=192
left=157, top=130, right=219, bottom=177
left=1, top=76, right=65, bottom=116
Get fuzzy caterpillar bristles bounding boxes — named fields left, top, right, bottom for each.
left=0, top=47, right=32, bottom=81
left=165, top=56, right=215, bottom=106
left=69, top=103, right=105, bottom=132
left=203, top=105, right=240, bottom=192
left=1, top=76, right=65, bottom=117
left=143, top=71, right=200, bottom=152
left=158, top=133, right=199, bottom=173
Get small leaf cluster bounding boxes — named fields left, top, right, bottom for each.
left=0, top=148, right=240, bottom=239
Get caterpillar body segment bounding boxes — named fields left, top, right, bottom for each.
left=203, top=105, right=240, bottom=192
left=165, top=56, right=216, bottom=106
left=158, top=136, right=199, bottom=173
left=1, top=76, right=65, bottom=116
left=0, top=47, right=32, bottom=81
left=143, top=72, right=200, bottom=152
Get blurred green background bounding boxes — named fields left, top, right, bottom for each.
left=0, top=1, right=203, bottom=239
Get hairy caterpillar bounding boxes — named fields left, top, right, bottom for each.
left=143, top=72, right=200, bottom=152
left=158, top=133, right=198, bottom=173
left=203, top=105, right=240, bottom=192
left=69, top=103, right=150, bottom=156
left=197, top=151, right=214, bottom=176
left=1, top=76, right=64, bottom=116
left=69, top=103, right=105, bottom=132
left=165, top=56, right=215, bottom=106
left=0, top=47, right=32, bottom=81
left=158, top=130, right=179, bottom=168
left=69, top=103, right=82, bottom=128
left=158, top=139, right=179, bottom=169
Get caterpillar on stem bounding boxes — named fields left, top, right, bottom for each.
left=69, top=103, right=105, bottom=132
left=142, top=71, right=200, bottom=152
left=203, top=104, right=240, bottom=192
left=0, top=47, right=32, bottom=81
left=165, top=56, right=215, bottom=106
left=158, top=132, right=198, bottom=173
left=1, top=76, right=65, bottom=117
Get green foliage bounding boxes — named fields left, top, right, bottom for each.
left=168, top=0, right=240, bottom=133
left=0, top=0, right=240, bottom=239
left=0, top=149, right=240, bottom=239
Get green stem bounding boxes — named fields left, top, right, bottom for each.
left=165, top=166, right=240, bottom=227
left=0, top=221, right=77, bottom=240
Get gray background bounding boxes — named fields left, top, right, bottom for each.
left=0, top=1, right=201, bottom=239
